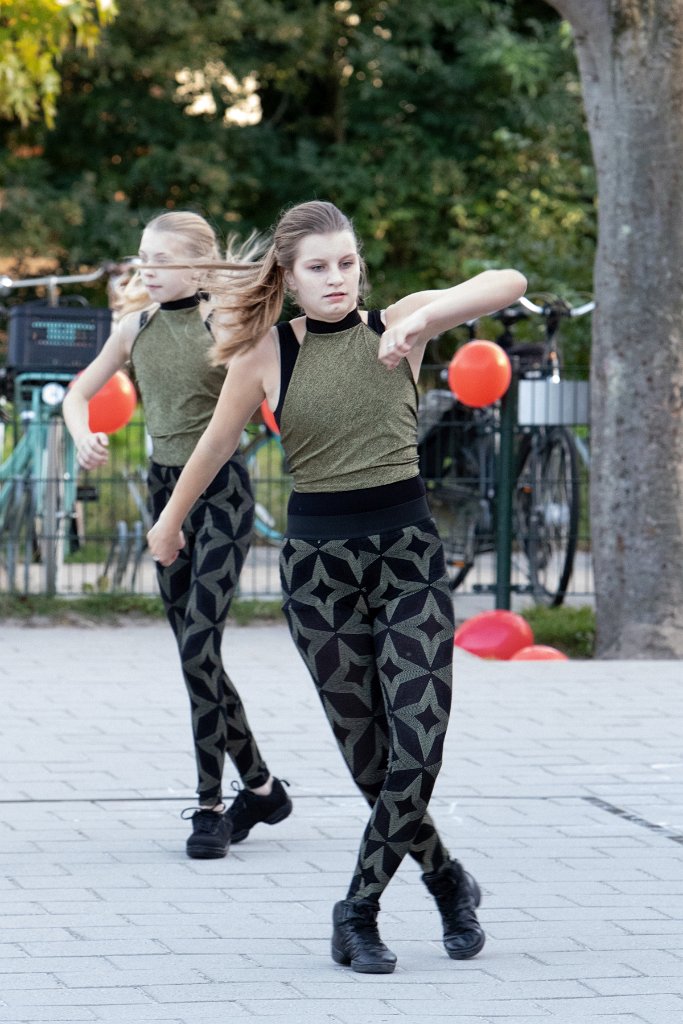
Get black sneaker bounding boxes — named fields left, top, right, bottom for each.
left=226, top=777, right=293, bottom=844
left=182, top=806, right=232, bottom=859
left=421, top=858, right=486, bottom=959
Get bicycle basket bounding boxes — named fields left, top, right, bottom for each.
left=7, top=302, right=111, bottom=372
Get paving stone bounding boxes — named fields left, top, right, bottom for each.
left=1, top=622, right=683, bottom=1023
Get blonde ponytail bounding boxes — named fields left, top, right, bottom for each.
left=208, top=245, right=285, bottom=365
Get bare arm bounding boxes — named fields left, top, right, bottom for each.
left=379, top=269, right=528, bottom=374
left=62, top=312, right=140, bottom=469
left=147, top=338, right=272, bottom=566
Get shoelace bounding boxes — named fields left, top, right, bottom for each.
left=228, top=778, right=291, bottom=800
left=228, top=782, right=251, bottom=817
left=180, top=807, right=224, bottom=832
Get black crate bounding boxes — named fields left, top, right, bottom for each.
left=7, top=302, right=111, bottom=372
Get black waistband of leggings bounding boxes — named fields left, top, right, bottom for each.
left=288, top=475, right=424, bottom=516
left=286, top=494, right=432, bottom=540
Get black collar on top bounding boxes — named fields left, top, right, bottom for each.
left=305, top=308, right=362, bottom=334
left=160, top=294, right=201, bottom=311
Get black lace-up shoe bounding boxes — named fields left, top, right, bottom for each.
left=226, top=777, right=293, bottom=844
left=182, top=806, right=232, bottom=859
left=422, top=859, right=486, bottom=959
left=331, top=898, right=397, bottom=974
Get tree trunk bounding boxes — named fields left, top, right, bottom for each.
left=547, top=0, right=683, bottom=657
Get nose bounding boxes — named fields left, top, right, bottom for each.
left=327, top=264, right=343, bottom=284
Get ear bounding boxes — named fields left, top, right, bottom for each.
left=284, top=270, right=295, bottom=292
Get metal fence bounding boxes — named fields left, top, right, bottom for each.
left=0, top=366, right=592, bottom=606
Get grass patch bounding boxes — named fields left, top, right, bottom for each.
left=230, top=598, right=284, bottom=625
left=0, top=593, right=284, bottom=625
left=0, top=593, right=165, bottom=623
left=1, top=592, right=591, bottom=654
left=520, top=603, right=595, bottom=659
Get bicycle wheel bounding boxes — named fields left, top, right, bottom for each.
left=0, top=475, right=36, bottom=592
left=514, top=427, right=579, bottom=606
left=245, top=433, right=291, bottom=545
left=426, top=471, right=482, bottom=591
left=420, top=404, right=495, bottom=593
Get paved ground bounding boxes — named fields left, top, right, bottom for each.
left=1, top=618, right=682, bottom=1023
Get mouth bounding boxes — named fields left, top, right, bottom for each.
left=324, top=292, right=346, bottom=300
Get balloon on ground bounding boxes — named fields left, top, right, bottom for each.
left=509, top=644, right=569, bottom=661
left=454, top=609, right=533, bottom=660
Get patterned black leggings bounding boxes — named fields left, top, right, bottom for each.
left=149, top=457, right=270, bottom=806
left=280, top=518, right=454, bottom=902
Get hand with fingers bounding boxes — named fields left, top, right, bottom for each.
left=147, top=515, right=185, bottom=567
left=378, top=309, right=427, bottom=369
left=75, top=431, right=110, bottom=470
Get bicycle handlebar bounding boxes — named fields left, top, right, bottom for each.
left=0, top=261, right=138, bottom=303
left=0, top=268, right=104, bottom=291
left=518, top=295, right=595, bottom=318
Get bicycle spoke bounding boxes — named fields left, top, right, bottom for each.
left=515, top=428, right=579, bottom=606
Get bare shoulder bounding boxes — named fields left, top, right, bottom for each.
left=359, top=308, right=386, bottom=328
left=117, top=305, right=156, bottom=356
left=231, top=327, right=279, bottom=374
left=288, top=315, right=306, bottom=344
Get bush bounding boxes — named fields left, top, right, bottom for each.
left=521, top=604, right=595, bottom=659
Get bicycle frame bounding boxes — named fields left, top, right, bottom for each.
left=419, top=294, right=592, bottom=606
left=0, top=374, right=78, bottom=594
left=0, top=264, right=122, bottom=594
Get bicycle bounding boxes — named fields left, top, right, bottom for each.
left=240, top=421, right=291, bottom=545
left=419, top=294, right=594, bottom=606
left=0, top=266, right=114, bottom=594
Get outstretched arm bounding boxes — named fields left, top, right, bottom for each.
left=147, top=341, right=270, bottom=566
left=63, top=313, right=138, bottom=469
left=379, top=269, right=527, bottom=372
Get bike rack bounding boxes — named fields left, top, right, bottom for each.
left=102, top=519, right=146, bottom=592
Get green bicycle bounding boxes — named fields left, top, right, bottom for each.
left=0, top=267, right=112, bottom=594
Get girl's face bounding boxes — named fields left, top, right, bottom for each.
left=286, top=230, right=360, bottom=321
left=137, top=227, right=198, bottom=304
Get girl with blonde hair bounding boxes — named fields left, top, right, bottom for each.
left=64, top=211, right=292, bottom=859
left=148, top=199, right=527, bottom=971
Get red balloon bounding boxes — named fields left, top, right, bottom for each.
left=88, top=371, right=137, bottom=434
left=261, top=399, right=280, bottom=435
left=509, top=644, right=569, bottom=661
left=454, top=610, right=533, bottom=660
left=448, top=340, right=512, bottom=408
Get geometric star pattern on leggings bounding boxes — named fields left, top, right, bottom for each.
left=281, top=518, right=456, bottom=901
left=148, top=457, right=270, bottom=805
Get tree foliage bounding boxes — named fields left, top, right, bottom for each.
left=0, top=0, right=593, bottom=315
left=0, top=0, right=117, bottom=128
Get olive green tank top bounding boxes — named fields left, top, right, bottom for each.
left=130, top=304, right=226, bottom=466
left=280, top=311, right=419, bottom=492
